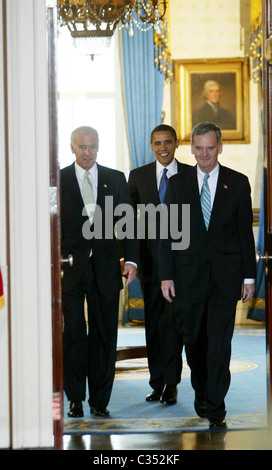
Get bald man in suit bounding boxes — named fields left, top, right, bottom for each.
left=128, top=124, right=191, bottom=405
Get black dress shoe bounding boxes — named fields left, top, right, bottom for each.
left=160, top=385, right=177, bottom=405
left=146, top=388, right=163, bottom=402
left=90, top=405, right=110, bottom=417
left=68, top=401, right=84, bottom=418
left=209, top=416, right=227, bottom=429
left=194, top=398, right=206, bottom=418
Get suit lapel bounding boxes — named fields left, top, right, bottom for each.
left=96, top=164, right=109, bottom=208
left=208, top=165, right=229, bottom=231
left=67, top=163, right=85, bottom=208
left=188, top=165, right=218, bottom=234
left=149, top=162, right=160, bottom=205
left=189, top=166, right=207, bottom=230
left=177, top=161, right=186, bottom=173
left=96, top=163, right=117, bottom=227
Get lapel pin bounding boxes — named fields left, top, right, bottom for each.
left=223, top=184, right=228, bottom=189
left=104, top=184, right=108, bottom=188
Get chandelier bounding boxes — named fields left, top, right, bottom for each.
left=58, top=1, right=167, bottom=38
left=58, top=0, right=172, bottom=79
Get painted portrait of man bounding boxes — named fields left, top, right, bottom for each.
left=192, top=75, right=236, bottom=130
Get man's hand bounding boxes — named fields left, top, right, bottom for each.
left=122, top=262, right=137, bottom=286
left=242, top=283, right=255, bottom=303
left=161, top=280, right=175, bottom=303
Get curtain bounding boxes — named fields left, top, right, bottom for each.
left=121, top=17, right=165, bottom=323
left=247, top=172, right=265, bottom=321
left=121, top=16, right=165, bottom=170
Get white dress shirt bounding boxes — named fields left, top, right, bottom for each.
left=74, top=161, right=137, bottom=268
left=156, top=159, right=178, bottom=191
left=75, top=161, right=98, bottom=203
left=197, top=163, right=219, bottom=208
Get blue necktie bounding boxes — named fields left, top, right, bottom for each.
left=159, top=168, right=168, bottom=203
left=200, top=173, right=211, bottom=230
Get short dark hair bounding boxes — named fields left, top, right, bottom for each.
left=191, top=122, right=222, bottom=145
left=150, top=124, right=178, bottom=142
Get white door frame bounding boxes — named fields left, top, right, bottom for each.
left=1, top=0, right=53, bottom=448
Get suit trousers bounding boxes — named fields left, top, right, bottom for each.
left=174, top=282, right=237, bottom=419
left=62, top=257, right=120, bottom=408
left=141, top=280, right=182, bottom=390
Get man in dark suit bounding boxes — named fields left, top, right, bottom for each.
left=128, top=124, right=191, bottom=404
left=61, top=126, right=138, bottom=418
left=160, top=122, right=256, bottom=428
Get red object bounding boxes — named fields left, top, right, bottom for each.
left=0, top=268, right=4, bottom=309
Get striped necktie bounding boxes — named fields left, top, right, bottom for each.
left=159, top=168, right=168, bottom=203
left=200, top=173, right=211, bottom=230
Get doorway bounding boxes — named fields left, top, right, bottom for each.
left=49, top=2, right=271, bottom=448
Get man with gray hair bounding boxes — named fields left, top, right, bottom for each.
left=159, top=122, right=255, bottom=429
left=61, top=126, right=138, bottom=418
left=192, top=80, right=235, bottom=129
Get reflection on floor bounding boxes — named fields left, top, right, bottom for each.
left=63, top=323, right=271, bottom=451
left=63, top=427, right=272, bottom=450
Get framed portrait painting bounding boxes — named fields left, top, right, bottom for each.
left=171, top=58, right=250, bottom=144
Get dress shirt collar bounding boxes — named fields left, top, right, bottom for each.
left=74, top=161, right=98, bottom=203
left=197, top=163, right=219, bottom=206
left=75, top=161, right=98, bottom=184
left=197, top=162, right=219, bottom=182
left=156, top=158, right=178, bottom=179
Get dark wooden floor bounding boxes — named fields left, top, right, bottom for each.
left=63, top=427, right=272, bottom=450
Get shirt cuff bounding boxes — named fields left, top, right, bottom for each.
left=125, top=261, right=137, bottom=268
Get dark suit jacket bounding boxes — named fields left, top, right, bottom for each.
left=159, top=164, right=256, bottom=302
left=61, top=162, right=138, bottom=295
left=192, top=102, right=236, bottom=130
left=128, top=160, right=191, bottom=282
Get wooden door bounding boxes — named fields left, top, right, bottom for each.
left=47, top=4, right=63, bottom=450
left=263, top=0, right=272, bottom=422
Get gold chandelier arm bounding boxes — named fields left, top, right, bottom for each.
left=58, top=1, right=168, bottom=34
left=58, top=0, right=172, bottom=79
left=134, top=0, right=167, bottom=23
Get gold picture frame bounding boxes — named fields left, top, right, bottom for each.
left=171, top=58, right=250, bottom=144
